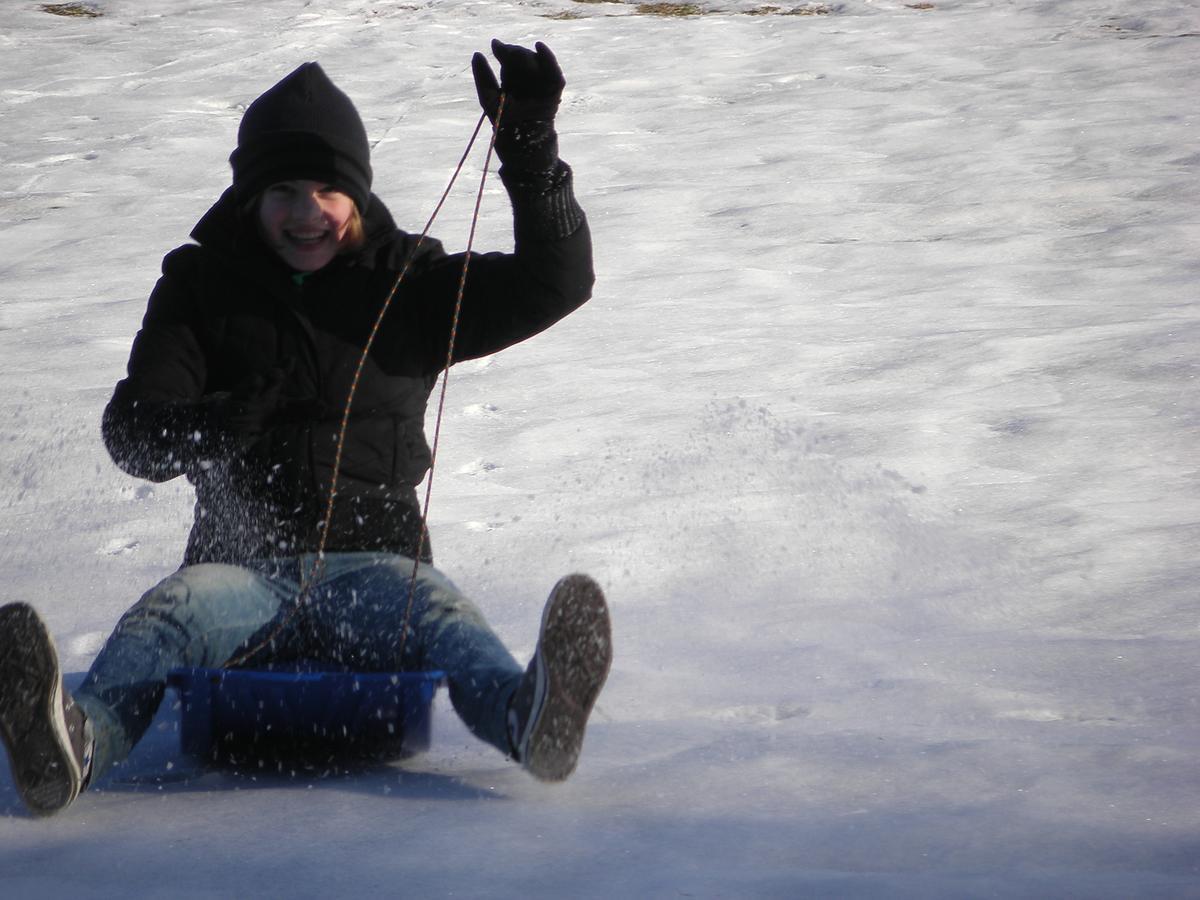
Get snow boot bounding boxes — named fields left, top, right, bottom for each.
left=508, top=574, right=612, bottom=782
left=0, top=602, right=93, bottom=816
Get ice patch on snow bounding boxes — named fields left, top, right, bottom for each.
left=461, top=402, right=500, bottom=418
left=97, top=537, right=139, bottom=556
left=455, top=458, right=499, bottom=475
left=67, top=631, right=105, bottom=657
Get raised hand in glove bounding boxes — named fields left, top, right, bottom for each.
left=472, top=39, right=564, bottom=124
left=471, top=39, right=564, bottom=173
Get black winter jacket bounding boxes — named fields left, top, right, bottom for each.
left=103, top=163, right=593, bottom=567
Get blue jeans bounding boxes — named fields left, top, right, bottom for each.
left=74, top=553, right=524, bottom=780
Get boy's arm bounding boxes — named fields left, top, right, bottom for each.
left=390, top=41, right=595, bottom=367
left=102, top=248, right=267, bottom=481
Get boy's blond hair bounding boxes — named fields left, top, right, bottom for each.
left=341, top=204, right=366, bottom=253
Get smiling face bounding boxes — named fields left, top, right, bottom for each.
left=256, top=179, right=357, bottom=272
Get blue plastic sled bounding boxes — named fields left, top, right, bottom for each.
left=167, top=666, right=446, bottom=766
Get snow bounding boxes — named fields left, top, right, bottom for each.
left=2, top=0, right=1198, bottom=895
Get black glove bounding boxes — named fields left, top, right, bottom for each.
left=103, top=364, right=292, bottom=481
left=471, top=39, right=564, bottom=125
left=211, top=365, right=291, bottom=446
left=472, top=39, right=564, bottom=173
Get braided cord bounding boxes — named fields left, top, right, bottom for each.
left=399, top=94, right=507, bottom=663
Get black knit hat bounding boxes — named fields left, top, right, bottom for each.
left=230, top=62, right=372, bottom=212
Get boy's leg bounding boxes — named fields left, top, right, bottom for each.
left=308, top=555, right=613, bottom=779
left=307, top=555, right=524, bottom=756
left=74, top=562, right=296, bottom=782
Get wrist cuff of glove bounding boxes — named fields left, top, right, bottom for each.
left=502, top=160, right=586, bottom=242
left=493, top=119, right=560, bottom=175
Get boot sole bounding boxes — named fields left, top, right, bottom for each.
left=0, top=603, right=82, bottom=816
left=521, top=574, right=613, bottom=782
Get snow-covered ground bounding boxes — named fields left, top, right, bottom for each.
left=2, top=0, right=1198, bottom=895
